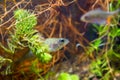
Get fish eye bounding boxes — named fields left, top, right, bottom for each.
left=59, top=39, right=65, bottom=43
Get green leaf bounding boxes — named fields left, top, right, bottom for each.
left=71, top=74, right=79, bottom=80
left=57, top=72, right=71, bottom=80
left=39, top=53, right=52, bottom=63
left=91, top=39, right=102, bottom=50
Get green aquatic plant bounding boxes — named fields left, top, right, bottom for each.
left=57, top=72, right=79, bottom=80
left=13, top=9, right=52, bottom=63
left=0, top=9, right=52, bottom=63
left=39, top=53, right=52, bottom=63
left=30, top=59, right=43, bottom=75
left=88, top=1, right=120, bottom=79
left=90, top=57, right=111, bottom=79
left=9, top=9, right=37, bottom=53
left=87, top=38, right=102, bottom=55
left=70, top=74, right=80, bottom=80
left=58, top=72, right=71, bottom=80
left=0, top=56, right=12, bottom=75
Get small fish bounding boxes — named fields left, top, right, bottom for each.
left=80, top=8, right=120, bottom=24
left=15, top=38, right=69, bottom=63
left=44, top=38, right=69, bottom=52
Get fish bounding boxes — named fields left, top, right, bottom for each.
left=80, top=8, right=120, bottom=25
left=44, top=38, right=69, bottom=52
left=15, top=38, right=69, bottom=63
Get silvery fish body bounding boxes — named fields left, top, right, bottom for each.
left=44, top=38, right=69, bottom=52
left=80, top=9, right=120, bottom=24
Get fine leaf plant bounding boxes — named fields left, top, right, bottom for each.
left=89, top=1, right=120, bottom=79
left=0, top=9, right=53, bottom=67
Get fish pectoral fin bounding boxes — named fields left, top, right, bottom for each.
left=106, top=15, right=115, bottom=25
left=106, top=16, right=112, bottom=25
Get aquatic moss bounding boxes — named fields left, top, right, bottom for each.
left=0, top=9, right=52, bottom=63
left=6, top=9, right=38, bottom=53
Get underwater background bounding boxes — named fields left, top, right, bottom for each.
left=0, top=0, right=120, bottom=80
